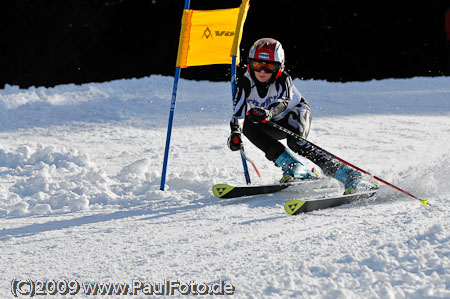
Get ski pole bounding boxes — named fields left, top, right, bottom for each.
left=265, top=120, right=429, bottom=207
left=231, top=56, right=251, bottom=185
left=240, top=148, right=262, bottom=179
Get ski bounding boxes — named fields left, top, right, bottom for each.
left=284, top=190, right=377, bottom=215
left=212, top=180, right=314, bottom=199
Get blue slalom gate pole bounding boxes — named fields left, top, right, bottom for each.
left=160, top=67, right=181, bottom=190
left=160, top=0, right=191, bottom=191
left=231, top=56, right=251, bottom=184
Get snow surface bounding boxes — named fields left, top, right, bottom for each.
left=1, top=75, right=450, bottom=298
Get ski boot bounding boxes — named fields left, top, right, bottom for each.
left=274, top=149, right=318, bottom=183
left=333, top=164, right=379, bottom=194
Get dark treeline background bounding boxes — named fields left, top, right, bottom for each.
left=1, top=0, right=449, bottom=88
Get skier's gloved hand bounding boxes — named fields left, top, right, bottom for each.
left=228, top=130, right=242, bottom=151
left=247, top=107, right=272, bottom=124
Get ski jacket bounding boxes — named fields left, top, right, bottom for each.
left=230, top=71, right=309, bottom=131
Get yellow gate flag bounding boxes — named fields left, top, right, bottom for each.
left=176, top=0, right=250, bottom=68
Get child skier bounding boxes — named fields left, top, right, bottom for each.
left=228, top=38, right=378, bottom=194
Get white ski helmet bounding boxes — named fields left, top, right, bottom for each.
left=248, top=38, right=285, bottom=79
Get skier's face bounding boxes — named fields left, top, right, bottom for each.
left=250, top=60, right=278, bottom=83
left=254, top=69, right=272, bottom=83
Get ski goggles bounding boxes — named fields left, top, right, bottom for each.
left=250, top=61, right=279, bottom=73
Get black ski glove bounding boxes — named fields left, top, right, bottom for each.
left=227, top=130, right=242, bottom=151
left=247, top=107, right=272, bottom=124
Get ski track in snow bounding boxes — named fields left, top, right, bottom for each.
left=0, top=75, right=449, bottom=298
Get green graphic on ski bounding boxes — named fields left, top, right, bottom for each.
left=212, top=181, right=313, bottom=199
left=284, top=190, right=377, bottom=215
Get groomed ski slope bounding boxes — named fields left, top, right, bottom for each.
left=1, top=75, right=449, bottom=298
